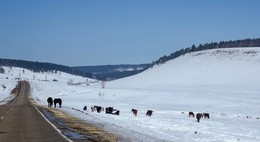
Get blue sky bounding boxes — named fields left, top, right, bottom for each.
left=0, top=0, right=260, bottom=66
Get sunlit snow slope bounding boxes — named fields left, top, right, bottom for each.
left=109, top=47, right=260, bottom=90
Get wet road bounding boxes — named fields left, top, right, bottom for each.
left=0, top=81, right=68, bottom=142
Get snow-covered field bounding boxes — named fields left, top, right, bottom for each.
left=0, top=71, right=17, bottom=105
left=1, top=47, right=260, bottom=142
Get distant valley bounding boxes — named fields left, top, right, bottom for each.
left=73, top=64, right=151, bottom=81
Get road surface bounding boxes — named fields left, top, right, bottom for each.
left=0, top=81, right=68, bottom=142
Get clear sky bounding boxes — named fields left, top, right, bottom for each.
left=0, top=0, right=260, bottom=66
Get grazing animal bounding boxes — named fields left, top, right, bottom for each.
left=196, top=113, right=203, bottom=122
left=106, top=107, right=114, bottom=114
left=83, top=106, right=87, bottom=111
left=105, top=107, right=109, bottom=113
left=132, top=109, right=138, bottom=116
left=54, top=98, right=62, bottom=108
left=91, top=106, right=95, bottom=112
left=203, top=113, right=210, bottom=119
left=105, top=107, right=120, bottom=115
left=114, top=110, right=120, bottom=115
left=96, top=106, right=102, bottom=113
left=47, top=97, right=53, bottom=108
left=91, top=106, right=103, bottom=113
left=146, top=110, right=153, bottom=116
left=189, top=112, right=195, bottom=117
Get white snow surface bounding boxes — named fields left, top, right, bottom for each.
left=1, top=47, right=260, bottom=142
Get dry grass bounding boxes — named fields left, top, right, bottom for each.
left=47, top=108, right=119, bottom=142
left=11, top=81, right=21, bottom=96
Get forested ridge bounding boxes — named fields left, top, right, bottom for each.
left=152, top=38, right=260, bottom=66
left=0, top=58, right=92, bottom=78
left=1, top=38, right=259, bottom=80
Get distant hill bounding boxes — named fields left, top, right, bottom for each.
left=2, top=38, right=259, bottom=81
left=0, top=58, right=93, bottom=78
left=109, top=47, right=260, bottom=89
left=73, top=64, right=151, bottom=81
left=152, top=38, right=260, bottom=66
left=0, top=58, right=150, bottom=81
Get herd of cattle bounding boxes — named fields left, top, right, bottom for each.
left=47, top=97, right=154, bottom=117
left=189, top=111, right=210, bottom=122
left=84, top=106, right=153, bottom=116
left=47, top=97, right=210, bottom=122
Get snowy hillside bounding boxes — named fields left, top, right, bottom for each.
left=1, top=47, right=260, bottom=142
left=109, top=47, right=260, bottom=89
left=0, top=67, right=95, bottom=104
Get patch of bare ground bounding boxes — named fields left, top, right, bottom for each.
left=10, top=81, right=21, bottom=96
left=47, top=108, right=119, bottom=142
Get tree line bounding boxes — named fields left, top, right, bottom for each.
left=152, top=38, right=260, bottom=66
left=1, top=38, right=259, bottom=79
left=0, top=58, right=93, bottom=78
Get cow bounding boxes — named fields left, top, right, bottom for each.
left=105, top=107, right=114, bottom=114
left=114, top=110, right=120, bottom=115
left=47, top=97, right=53, bottom=108
left=54, top=98, right=62, bottom=108
left=96, top=106, right=102, bottom=113
left=105, top=107, right=120, bottom=115
left=196, top=113, right=203, bottom=122
left=203, top=113, right=210, bottom=119
left=91, top=106, right=95, bottom=112
left=146, top=110, right=153, bottom=116
left=91, top=106, right=103, bottom=113
left=83, top=106, right=87, bottom=111
left=189, top=112, right=195, bottom=117
left=132, top=109, right=138, bottom=116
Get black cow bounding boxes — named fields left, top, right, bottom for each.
left=189, top=112, right=195, bottom=117
left=203, top=113, right=210, bottom=119
left=132, top=109, right=138, bottom=116
left=91, top=106, right=103, bottom=113
left=196, top=113, right=203, bottom=122
left=96, top=106, right=102, bottom=113
left=105, top=107, right=120, bottom=115
left=54, top=98, right=62, bottom=108
left=47, top=97, right=53, bottom=108
left=146, top=110, right=153, bottom=116
left=114, top=110, right=120, bottom=115
left=105, top=107, right=114, bottom=114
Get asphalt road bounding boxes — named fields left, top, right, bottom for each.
left=0, top=81, right=68, bottom=142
